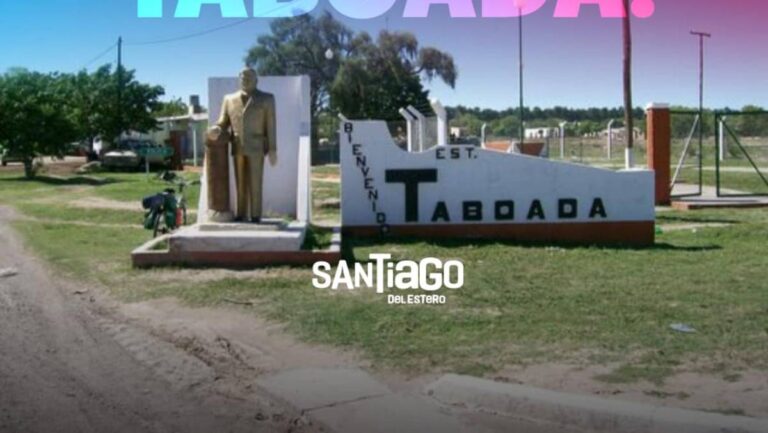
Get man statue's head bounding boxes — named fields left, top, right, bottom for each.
left=239, top=67, right=258, bottom=93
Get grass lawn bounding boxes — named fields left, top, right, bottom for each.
left=1, top=165, right=767, bottom=386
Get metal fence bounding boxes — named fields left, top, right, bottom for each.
left=715, top=111, right=768, bottom=197
left=669, top=110, right=705, bottom=198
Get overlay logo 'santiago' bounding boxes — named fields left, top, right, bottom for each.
left=313, top=254, right=464, bottom=305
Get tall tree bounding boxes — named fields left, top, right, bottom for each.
left=245, top=13, right=353, bottom=123
left=66, top=67, right=112, bottom=152
left=330, top=31, right=456, bottom=121
left=622, top=0, right=634, bottom=152
left=245, top=13, right=457, bottom=132
left=152, top=97, right=190, bottom=118
left=0, top=70, right=79, bottom=178
left=66, top=65, right=165, bottom=149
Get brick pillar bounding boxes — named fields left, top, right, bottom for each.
left=646, top=103, right=671, bottom=205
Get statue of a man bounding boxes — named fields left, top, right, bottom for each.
left=207, top=67, right=277, bottom=223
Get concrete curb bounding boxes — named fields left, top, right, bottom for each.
left=426, top=374, right=768, bottom=433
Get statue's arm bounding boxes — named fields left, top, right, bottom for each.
left=217, top=97, right=231, bottom=129
left=208, top=97, right=231, bottom=143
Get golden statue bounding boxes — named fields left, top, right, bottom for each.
left=206, top=68, right=277, bottom=223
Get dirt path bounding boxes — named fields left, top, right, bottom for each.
left=0, top=206, right=316, bottom=433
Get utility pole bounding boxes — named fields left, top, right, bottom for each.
left=516, top=0, right=526, bottom=147
left=117, top=36, right=124, bottom=142
left=622, top=0, right=634, bottom=168
left=690, top=31, right=711, bottom=187
left=690, top=31, right=711, bottom=120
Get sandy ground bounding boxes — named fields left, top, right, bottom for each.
left=494, top=360, right=768, bottom=418
left=0, top=206, right=321, bottom=433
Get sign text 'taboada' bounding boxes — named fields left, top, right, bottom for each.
left=138, top=0, right=656, bottom=19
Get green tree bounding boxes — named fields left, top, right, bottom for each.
left=737, top=105, right=768, bottom=137
left=245, top=13, right=352, bottom=124
left=66, top=65, right=165, bottom=149
left=152, top=97, right=190, bottom=118
left=245, top=13, right=457, bottom=136
left=66, top=67, right=112, bottom=152
left=0, top=70, right=79, bottom=178
left=330, top=31, right=456, bottom=121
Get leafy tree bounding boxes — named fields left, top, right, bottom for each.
left=330, top=31, right=456, bottom=121
left=245, top=13, right=352, bottom=124
left=245, top=13, right=457, bottom=136
left=66, top=66, right=112, bottom=152
left=153, top=97, right=190, bottom=118
left=109, top=66, right=165, bottom=143
left=66, top=65, right=165, bottom=149
left=736, top=105, right=768, bottom=137
left=0, top=70, right=79, bottom=178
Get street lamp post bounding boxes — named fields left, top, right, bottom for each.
left=514, top=0, right=526, bottom=147
left=559, top=122, right=568, bottom=159
left=690, top=31, right=711, bottom=182
left=607, top=119, right=616, bottom=160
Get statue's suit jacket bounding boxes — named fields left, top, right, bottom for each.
left=216, top=90, right=277, bottom=158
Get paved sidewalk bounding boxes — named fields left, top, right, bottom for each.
left=258, top=368, right=576, bottom=433
left=258, top=368, right=768, bottom=433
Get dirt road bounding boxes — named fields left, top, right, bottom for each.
left=0, top=204, right=580, bottom=433
left=0, top=206, right=313, bottom=433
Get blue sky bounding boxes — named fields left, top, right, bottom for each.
left=0, top=0, right=766, bottom=110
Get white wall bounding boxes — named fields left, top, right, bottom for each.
left=206, top=76, right=311, bottom=220
left=341, top=121, right=654, bottom=228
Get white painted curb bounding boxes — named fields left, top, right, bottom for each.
left=426, top=374, right=768, bottom=433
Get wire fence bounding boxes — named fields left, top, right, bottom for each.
left=716, top=111, right=768, bottom=196
left=669, top=111, right=705, bottom=196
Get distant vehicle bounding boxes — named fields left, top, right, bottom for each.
left=102, top=139, right=171, bottom=170
left=1, top=148, right=24, bottom=166
left=66, top=142, right=90, bottom=157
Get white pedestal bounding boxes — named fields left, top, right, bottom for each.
left=170, top=219, right=307, bottom=253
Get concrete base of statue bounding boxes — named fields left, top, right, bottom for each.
left=131, top=220, right=341, bottom=269
left=170, top=219, right=306, bottom=253
left=207, top=211, right=235, bottom=223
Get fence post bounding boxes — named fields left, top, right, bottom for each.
left=430, top=99, right=448, bottom=146
left=607, top=119, right=616, bottom=160
left=719, top=116, right=727, bottom=161
left=407, top=106, right=427, bottom=152
left=399, top=108, right=417, bottom=152
left=558, top=122, right=567, bottom=159
left=646, top=103, right=672, bottom=205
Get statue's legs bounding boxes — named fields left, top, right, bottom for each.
left=234, top=154, right=265, bottom=222
left=234, top=155, right=251, bottom=221
left=249, top=155, right=265, bottom=221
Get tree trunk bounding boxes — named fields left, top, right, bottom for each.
left=23, top=158, right=35, bottom=179
left=623, top=0, right=634, bottom=150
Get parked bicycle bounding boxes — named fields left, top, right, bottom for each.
left=142, top=172, right=189, bottom=237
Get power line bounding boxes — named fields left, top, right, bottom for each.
left=125, top=1, right=305, bottom=47
left=82, top=42, right=118, bottom=69
left=126, top=18, right=254, bottom=46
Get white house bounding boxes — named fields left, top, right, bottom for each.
left=525, top=127, right=560, bottom=140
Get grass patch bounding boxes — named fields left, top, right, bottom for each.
left=2, top=168, right=768, bottom=382
left=302, top=225, right=335, bottom=251
left=16, top=202, right=144, bottom=226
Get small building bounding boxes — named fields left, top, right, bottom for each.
left=450, top=126, right=469, bottom=139
left=525, top=127, right=560, bottom=140
left=148, top=96, right=209, bottom=166
left=599, top=127, right=644, bottom=140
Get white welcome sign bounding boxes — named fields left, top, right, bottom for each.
left=341, top=121, right=655, bottom=245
